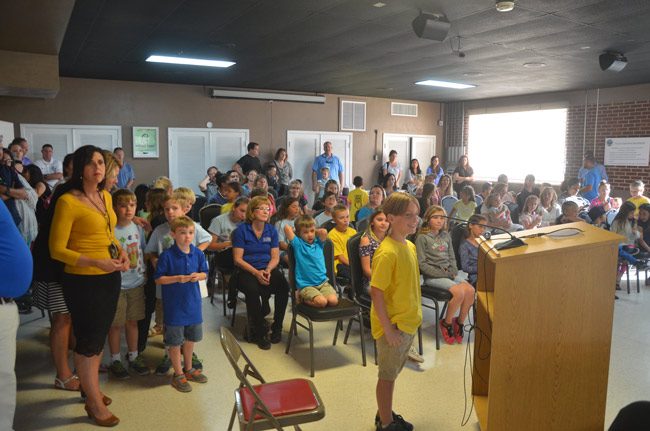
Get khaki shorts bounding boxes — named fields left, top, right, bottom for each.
left=376, top=326, right=415, bottom=381
left=298, top=281, right=337, bottom=302
left=112, top=285, right=145, bottom=327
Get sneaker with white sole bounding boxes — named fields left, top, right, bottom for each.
left=407, top=345, right=424, bottom=363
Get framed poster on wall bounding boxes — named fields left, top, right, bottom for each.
left=604, top=137, right=650, bottom=166
left=133, top=126, right=159, bottom=158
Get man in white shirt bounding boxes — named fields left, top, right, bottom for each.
left=34, top=144, right=63, bottom=188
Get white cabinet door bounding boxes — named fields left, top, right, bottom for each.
left=168, top=128, right=248, bottom=194
left=20, top=124, right=122, bottom=162
left=411, top=135, right=436, bottom=172
left=0, top=120, right=14, bottom=149
left=73, top=127, right=120, bottom=152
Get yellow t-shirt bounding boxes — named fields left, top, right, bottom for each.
left=348, top=188, right=369, bottom=222
left=327, top=226, right=357, bottom=271
left=49, top=190, right=119, bottom=275
left=370, top=236, right=422, bottom=339
left=221, top=202, right=234, bottom=214
left=627, top=195, right=650, bottom=216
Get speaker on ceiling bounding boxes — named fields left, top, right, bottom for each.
left=599, top=52, right=627, bottom=72
left=412, top=12, right=450, bottom=42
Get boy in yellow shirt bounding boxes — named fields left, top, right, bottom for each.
left=370, top=193, right=421, bottom=431
left=327, top=204, right=357, bottom=281
left=627, top=180, right=650, bottom=216
left=348, top=176, right=369, bottom=222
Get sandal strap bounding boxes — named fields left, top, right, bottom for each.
left=54, top=374, right=79, bottom=390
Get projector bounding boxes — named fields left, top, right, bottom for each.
left=599, top=52, right=627, bottom=72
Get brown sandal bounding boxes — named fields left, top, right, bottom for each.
left=54, top=374, right=80, bottom=391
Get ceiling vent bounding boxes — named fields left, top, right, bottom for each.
left=340, top=100, right=366, bottom=132
left=391, top=102, right=418, bottom=117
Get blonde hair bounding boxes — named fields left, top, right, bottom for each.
left=103, top=151, right=119, bottom=181
left=382, top=192, right=419, bottom=217
left=172, top=187, right=196, bottom=207
left=539, top=186, right=557, bottom=208
left=170, top=215, right=195, bottom=232
left=419, top=205, right=445, bottom=235
left=294, top=214, right=316, bottom=235
left=245, top=196, right=271, bottom=223
left=153, top=176, right=173, bottom=193
left=331, top=204, right=348, bottom=217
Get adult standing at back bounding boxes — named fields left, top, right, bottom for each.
left=382, top=150, right=402, bottom=188
left=233, top=142, right=262, bottom=177
left=114, top=148, right=135, bottom=190
left=452, top=155, right=474, bottom=196
left=578, top=152, right=608, bottom=185
left=10, top=137, right=32, bottom=166
left=0, top=200, right=33, bottom=431
left=49, top=145, right=129, bottom=427
left=272, top=148, right=292, bottom=195
left=426, top=155, right=444, bottom=185
left=34, top=144, right=63, bottom=189
left=579, top=155, right=603, bottom=202
left=312, top=141, right=344, bottom=193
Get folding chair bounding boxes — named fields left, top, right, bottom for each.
left=285, top=239, right=367, bottom=376
left=220, top=327, right=326, bottom=431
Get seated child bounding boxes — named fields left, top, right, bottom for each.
left=519, top=195, right=543, bottom=230
left=348, top=176, right=369, bottom=223
left=359, top=209, right=389, bottom=294
left=627, top=180, right=650, bottom=216
left=315, top=166, right=330, bottom=200
left=314, top=192, right=337, bottom=227
left=449, top=185, right=477, bottom=222
left=275, top=197, right=302, bottom=265
left=241, top=169, right=257, bottom=197
left=484, top=192, right=523, bottom=232
left=284, top=215, right=338, bottom=308
left=416, top=205, right=474, bottom=345
left=154, top=216, right=208, bottom=393
left=555, top=201, right=582, bottom=225
left=264, top=163, right=281, bottom=196
left=327, top=204, right=357, bottom=281
left=220, top=181, right=242, bottom=214
left=459, top=214, right=488, bottom=286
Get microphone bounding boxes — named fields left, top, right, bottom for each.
left=441, top=215, right=526, bottom=251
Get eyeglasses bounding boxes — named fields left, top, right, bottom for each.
left=254, top=207, right=271, bottom=212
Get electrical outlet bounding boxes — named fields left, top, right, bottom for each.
left=437, top=120, right=444, bottom=127
left=373, top=154, right=379, bottom=161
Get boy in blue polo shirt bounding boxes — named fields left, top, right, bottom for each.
left=154, top=216, right=208, bottom=393
left=284, top=215, right=338, bottom=307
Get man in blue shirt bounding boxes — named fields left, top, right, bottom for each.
left=311, top=141, right=344, bottom=192
left=580, top=155, right=603, bottom=201
left=0, top=200, right=33, bottom=429
left=578, top=153, right=607, bottom=186
left=114, top=147, right=135, bottom=190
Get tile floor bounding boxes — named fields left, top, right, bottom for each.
left=13, top=276, right=650, bottom=431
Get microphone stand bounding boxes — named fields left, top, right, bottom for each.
left=443, top=215, right=526, bottom=251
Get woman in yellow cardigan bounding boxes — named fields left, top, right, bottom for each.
left=49, top=145, right=128, bottom=427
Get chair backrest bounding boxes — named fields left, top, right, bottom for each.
left=199, top=204, right=221, bottom=230
left=606, top=209, right=618, bottom=228
left=450, top=223, right=467, bottom=270
left=356, top=217, right=369, bottom=234
left=191, top=195, right=207, bottom=222
left=441, top=195, right=458, bottom=215
left=346, top=232, right=364, bottom=302
left=321, top=219, right=336, bottom=232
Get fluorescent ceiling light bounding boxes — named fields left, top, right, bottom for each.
left=415, top=79, right=476, bottom=89
left=211, top=89, right=325, bottom=103
left=146, top=55, right=235, bottom=68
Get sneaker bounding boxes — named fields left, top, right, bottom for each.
left=191, top=352, right=203, bottom=371
left=184, top=367, right=208, bottom=384
left=375, top=412, right=413, bottom=431
left=155, top=354, right=171, bottom=376
left=128, top=355, right=150, bottom=376
left=453, top=317, right=465, bottom=344
left=407, top=346, right=424, bottom=363
left=108, top=360, right=130, bottom=380
left=171, top=374, right=192, bottom=392
left=439, top=320, right=455, bottom=345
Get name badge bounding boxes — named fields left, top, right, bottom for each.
left=262, top=236, right=272, bottom=243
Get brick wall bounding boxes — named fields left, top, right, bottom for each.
left=566, top=100, right=650, bottom=195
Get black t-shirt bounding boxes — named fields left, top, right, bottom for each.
left=452, top=165, right=474, bottom=194
left=236, top=154, right=262, bottom=175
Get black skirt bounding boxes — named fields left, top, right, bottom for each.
left=62, top=271, right=121, bottom=357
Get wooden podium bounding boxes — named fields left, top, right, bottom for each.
left=472, top=222, right=622, bottom=431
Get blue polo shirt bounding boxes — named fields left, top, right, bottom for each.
left=582, top=169, right=602, bottom=201
left=117, top=163, right=135, bottom=189
left=154, top=244, right=208, bottom=326
left=231, top=223, right=278, bottom=270
left=290, top=236, right=328, bottom=289
left=0, top=200, right=32, bottom=297
left=312, top=153, right=344, bottom=183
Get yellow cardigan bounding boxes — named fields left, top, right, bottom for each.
left=49, top=190, right=118, bottom=275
